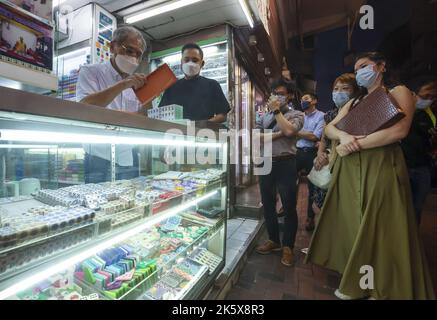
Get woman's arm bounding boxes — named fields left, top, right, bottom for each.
left=325, top=101, right=352, bottom=141
left=325, top=100, right=363, bottom=153
left=356, top=86, right=414, bottom=150
left=336, top=86, right=415, bottom=156
left=317, top=131, right=327, bottom=155
left=314, top=131, right=329, bottom=170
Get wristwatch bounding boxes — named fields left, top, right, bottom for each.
left=273, top=109, right=281, bottom=115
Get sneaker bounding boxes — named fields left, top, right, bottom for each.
left=305, top=218, right=315, bottom=231
left=300, top=247, right=309, bottom=255
left=334, top=289, right=353, bottom=300
left=255, top=240, right=281, bottom=255
left=281, top=246, right=294, bottom=267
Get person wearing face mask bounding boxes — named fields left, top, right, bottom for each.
left=305, top=52, right=435, bottom=300
left=295, top=93, right=325, bottom=231
left=311, top=73, right=359, bottom=213
left=401, top=78, right=437, bottom=224
left=76, top=26, right=148, bottom=183
left=158, top=43, right=230, bottom=122
left=254, top=79, right=304, bottom=267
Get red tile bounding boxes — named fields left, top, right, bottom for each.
left=226, top=186, right=437, bottom=300
left=298, top=277, right=316, bottom=300
left=264, top=289, right=284, bottom=300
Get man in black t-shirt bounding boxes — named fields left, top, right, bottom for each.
left=158, top=43, right=230, bottom=122
left=402, top=79, right=437, bottom=224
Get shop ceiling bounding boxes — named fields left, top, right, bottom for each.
left=59, top=0, right=260, bottom=41
left=277, top=0, right=366, bottom=42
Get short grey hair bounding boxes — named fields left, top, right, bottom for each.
left=113, top=26, right=147, bottom=51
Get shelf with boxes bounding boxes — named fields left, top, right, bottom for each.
left=0, top=171, right=226, bottom=282
left=1, top=198, right=225, bottom=300
left=0, top=86, right=229, bottom=300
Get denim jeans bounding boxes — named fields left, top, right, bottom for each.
left=259, top=158, right=298, bottom=247
left=408, top=166, right=431, bottom=224
left=84, top=153, right=139, bottom=183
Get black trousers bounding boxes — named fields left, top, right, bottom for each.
left=259, top=158, right=298, bottom=247
left=296, top=148, right=318, bottom=219
left=408, top=166, right=431, bottom=225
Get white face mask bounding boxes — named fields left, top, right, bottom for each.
left=182, top=61, right=201, bottom=77
left=416, top=97, right=434, bottom=110
left=115, top=54, right=139, bottom=75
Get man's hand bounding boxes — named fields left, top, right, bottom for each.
left=208, top=113, right=227, bottom=123
left=267, top=96, right=281, bottom=112
left=122, top=73, right=148, bottom=90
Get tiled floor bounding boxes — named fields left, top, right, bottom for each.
left=225, top=182, right=437, bottom=300
left=235, top=184, right=261, bottom=207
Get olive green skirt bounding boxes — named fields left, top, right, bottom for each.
left=305, top=143, right=436, bottom=299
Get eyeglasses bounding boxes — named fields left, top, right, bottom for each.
left=120, top=43, right=145, bottom=60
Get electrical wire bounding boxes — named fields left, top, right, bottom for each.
left=151, top=21, right=243, bottom=44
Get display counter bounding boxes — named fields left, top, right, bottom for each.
left=0, top=86, right=229, bottom=300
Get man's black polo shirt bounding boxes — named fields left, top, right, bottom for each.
left=158, top=75, right=230, bottom=121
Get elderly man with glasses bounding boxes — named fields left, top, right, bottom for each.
left=76, top=26, right=148, bottom=183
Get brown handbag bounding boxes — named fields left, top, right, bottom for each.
left=335, top=87, right=405, bottom=136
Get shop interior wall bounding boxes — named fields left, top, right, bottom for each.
left=149, top=25, right=227, bottom=54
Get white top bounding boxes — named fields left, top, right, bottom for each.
left=76, top=62, right=142, bottom=166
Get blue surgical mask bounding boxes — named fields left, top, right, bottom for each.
left=301, top=100, right=311, bottom=110
left=356, top=64, right=379, bottom=88
left=332, top=91, right=351, bottom=108
left=416, top=97, right=434, bottom=110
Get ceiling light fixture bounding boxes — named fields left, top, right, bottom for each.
left=238, top=0, right=254, bottom=28
left=125, top=0, right=205, bottom=24
left=53, top=0, right=68, bottom=8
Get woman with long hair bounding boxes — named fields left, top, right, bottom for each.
left=305, top=52, right=435, bottom=300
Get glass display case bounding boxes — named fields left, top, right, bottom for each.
left=0, top=86, right=229, bottom=300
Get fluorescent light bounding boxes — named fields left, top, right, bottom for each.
left=238, top=0, right=254, bottom=28
left=0, top=190, right=218, bottom=300
left=53, top=0, right=68, bottom=7
left=162, top=54, right=182, bottom=64
left=57, top=47, right=91, bottom=60
left=161, top=46, right=217, bottom=64
left=0, top=130, right=222, bottom=148
left=0, top=144, right=58, bottom=149
left=125, top=0, right=205, bottom=24
left=202, top=46, right=219, bottom=56
left=222, top=142, right=228, bottom=168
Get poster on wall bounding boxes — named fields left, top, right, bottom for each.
left=8, top=0, right=53, bottom=21
left=0, top=1, right=53, bottom=71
